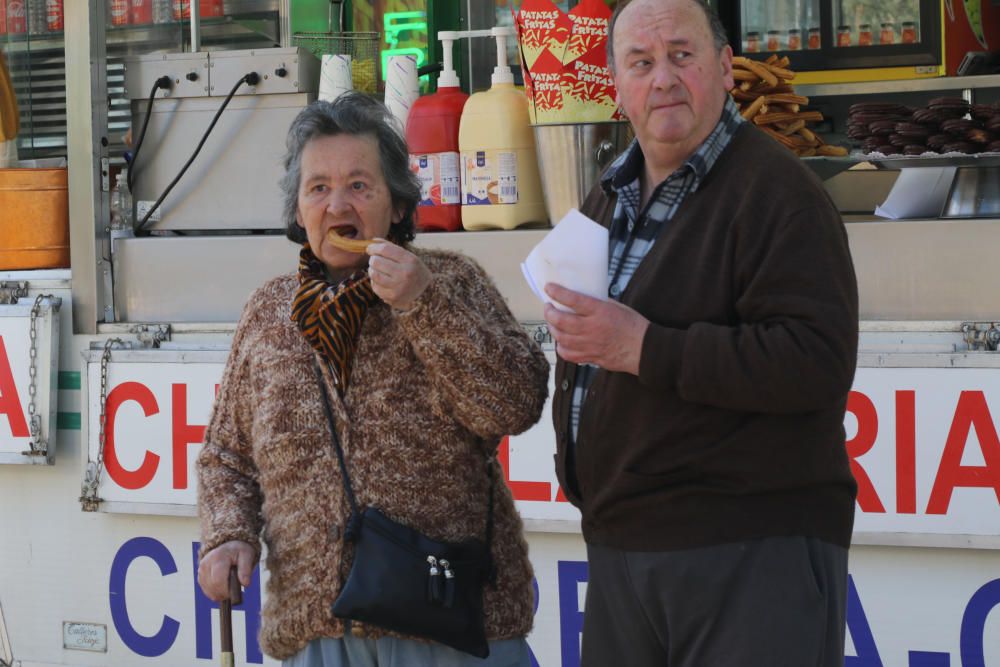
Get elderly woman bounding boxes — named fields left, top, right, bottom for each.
left=196, top=92, right=549, bottom=667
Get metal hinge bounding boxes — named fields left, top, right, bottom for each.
left=962, top=322, right=1000, bottom=351
left=129, top=323, right=171, bottom=348
left=0, top=282, right=28, bottom=305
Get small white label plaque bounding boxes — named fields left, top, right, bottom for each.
left=63, top=622, right=107, bottom=652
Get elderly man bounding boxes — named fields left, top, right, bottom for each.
left=543, top=1, right=859, bottom=665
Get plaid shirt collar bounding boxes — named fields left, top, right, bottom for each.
left=601, top=95, right=744, bottom=201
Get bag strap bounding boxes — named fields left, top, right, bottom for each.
left=313, top=360, right=496, bottom=564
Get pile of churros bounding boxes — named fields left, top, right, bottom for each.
left=730, top=55, right=847, bottom=157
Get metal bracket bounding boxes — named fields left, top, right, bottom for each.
left=0, top=282, right=28, bottom=305
left=522, top=321, right=554, bottom=352
left=962, top=322, right=1000, bottom=351
left=129, top=323, right=171, bottom=348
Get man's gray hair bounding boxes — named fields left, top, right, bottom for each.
left=280, top=91, right=420, bottom=245
left=606, top=0, right=730, bottom=73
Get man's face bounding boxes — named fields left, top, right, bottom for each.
left=611, top=0, right=734, bottom=165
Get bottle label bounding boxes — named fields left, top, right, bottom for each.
left=461, top=150, right=518, bottom=205
left=411, top=152, right=460, bottom=206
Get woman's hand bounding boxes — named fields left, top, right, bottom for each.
left=366, top=240, right=432, bottom=311
left=197, top=540, right=255, bottom=601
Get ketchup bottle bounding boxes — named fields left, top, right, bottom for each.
left=406, top=31, right=468, bottom=232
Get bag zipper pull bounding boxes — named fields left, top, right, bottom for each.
left=427, top=555, right=442, bottom=604
left=440, top=559, right=455, bottom=608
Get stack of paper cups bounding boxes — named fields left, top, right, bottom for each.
left=384, top=55, right=419, bottom=133
left=319, top=54, right=353, bottom=103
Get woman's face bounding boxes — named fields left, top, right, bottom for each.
left=296, top=132, right=399, bottom=274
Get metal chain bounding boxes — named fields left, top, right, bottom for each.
left=22, top=294, right=54, bottom=457
left=80, top=338, right=125, bottom=511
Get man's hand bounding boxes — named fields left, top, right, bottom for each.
left=543, top=283, right=649, bottom=375
left=197, top=540, right=255, bottom=601
left=367, top=240, right=432, bottom=311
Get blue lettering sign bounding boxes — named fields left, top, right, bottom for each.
left=960, top=578, right=1000, bottom=667
left=192, top=542, right=264, bottom=664
left=845, top=575, right=883, bottom=667
left=109, top=537, right=181, bottom=657
left=558, top=560, right=587, bottom=667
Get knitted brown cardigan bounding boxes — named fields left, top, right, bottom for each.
left=197, top=248, right=550, bottom=660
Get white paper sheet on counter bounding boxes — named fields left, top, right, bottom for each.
left=874, top=166, right=957, bottom=220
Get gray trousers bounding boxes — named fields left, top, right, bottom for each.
left=582, top=536, right=849, bottom=667
left=283, top=632, right=531, bottom=667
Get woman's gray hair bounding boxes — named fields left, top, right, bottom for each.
left=280, top=92, right=420, bottom=245
left=606, top=0, right=730, bottom=73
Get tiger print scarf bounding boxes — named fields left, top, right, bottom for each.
left=291, top=244, right=380, bottom=392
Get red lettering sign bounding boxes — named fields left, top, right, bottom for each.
left=172, top=383, right=206, bottom=490
left=0, top=336, right=29, bottom=438
left=926, top=391, right=1000, bottom=514
left=845, top=390, right=886, bottom=513
left=104, top=382, right=160, bottom=490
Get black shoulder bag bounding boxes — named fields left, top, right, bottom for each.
left=314, top=363, right=496, bottom=658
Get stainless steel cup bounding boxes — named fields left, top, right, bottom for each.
left=532, top=121, right=630, bottom=225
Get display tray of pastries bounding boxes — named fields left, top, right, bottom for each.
left=849, top=99, right=1000, bottom=166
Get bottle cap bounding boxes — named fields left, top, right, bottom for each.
left=491, top=26, right=515, bottom=86
left=437, top=30, right=460, bottom=89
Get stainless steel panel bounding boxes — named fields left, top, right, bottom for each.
left=414, top=230, right=546, bottom=322
left=114, top=231, right=548, bottom=323
left=130, top=92, right=312, bottom=230
left=209, top=48, right=319, bottom=96
left=124, top=53, right=211, bottom=100
left=796, top=73, right=1000, bottom=98
left=847, top=219, right=1000, bottom=320
left=115, top=236, right=299, bottom=322
left=66, top=0, right=108, bottom=334
left=114, top=218, right=1000, bottom=325
left=942, top=167, right=1000, bottom=219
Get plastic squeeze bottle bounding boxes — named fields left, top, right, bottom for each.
left=406, top=31, right=468, bottom=232
left=458, top=26, right=547, bottom=231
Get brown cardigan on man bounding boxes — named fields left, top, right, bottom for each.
left=198, top=249, right=549, bottom=659
left=553, top=124, right=860, bottom=552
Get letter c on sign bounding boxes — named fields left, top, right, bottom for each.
left=103, top=382, right=160, bottom=490
left=109, top=536, right=180, bottom=657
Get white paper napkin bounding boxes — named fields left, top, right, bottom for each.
left=521, top=208, right=608, bottom=312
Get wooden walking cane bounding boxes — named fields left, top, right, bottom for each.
left=220, top=566, right=243, bottom=667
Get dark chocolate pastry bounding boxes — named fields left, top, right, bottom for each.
left=971, top=104, right=998, bottom=121
left=869, top=120, right=898, bottom=136
left=850, top=112, right=910, bottom=125
left=903, top=145, right=927, bottom=156
left=966, top=128, right=995, bottom=144
left=849, top=102, right=911, bottom=116
left=926, top=134, right=950, bottom=150
left=912, top=107, right=949, bottom=125
left=987, top=140, right=1000, bottom=153
left=874, top=144, right=901, bottom=155
left=986, top=116, right=1000, bottom=132
left=928, top=96, right=969, bottom=107
left=941, top=118, right=977, bottom=135
left=940, top=141, right=976, bottom=154
left=888, top=133, right=910, bottom=147
left=895, top=121, right=931, bottom=138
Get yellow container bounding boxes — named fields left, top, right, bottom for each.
left=459, top=82, right=547, bottom=231
left=0, top=167, right=70, bottom=270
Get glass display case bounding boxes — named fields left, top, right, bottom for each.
left=714, top=0, right=942, bottom=83
left=0, top=0, right=280, bottom=161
